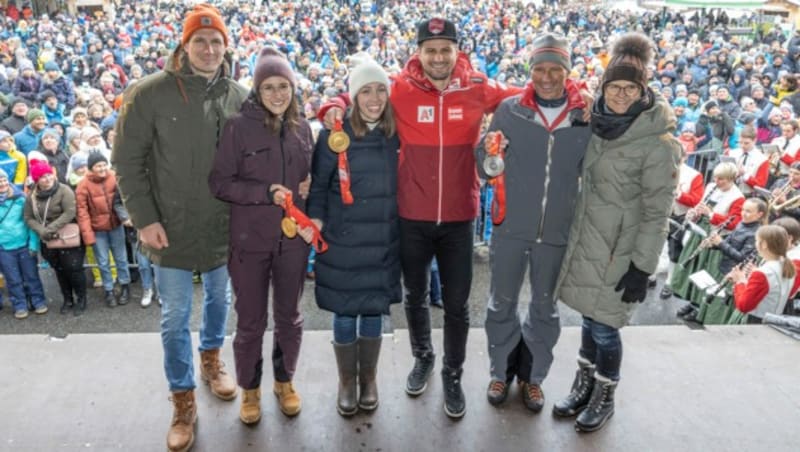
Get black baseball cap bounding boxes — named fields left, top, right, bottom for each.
left=416, top=18, right=457, bottom=45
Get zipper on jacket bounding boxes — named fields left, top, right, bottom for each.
left=437, top=94, right=444, bottom=225
left=278, top=121, right=287, bottom=256
left=536, top=134, right=555, bottom=243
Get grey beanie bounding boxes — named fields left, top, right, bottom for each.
left=530, top=33, right=571, bottom=70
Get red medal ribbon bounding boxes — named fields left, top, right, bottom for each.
left=282, top=192, right=329, bottom=253
left=487, top=133, right=507, bottom=225
left=333, top=120, right=354, bottom=205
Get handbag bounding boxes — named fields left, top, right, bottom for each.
left=45, top=223, right=81, bottom=249
left=31, top=190, right=81, bottom=249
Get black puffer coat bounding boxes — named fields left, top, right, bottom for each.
left=307, top=119, right=401, bottom=316
left=717, top=220, right=758, bottom=275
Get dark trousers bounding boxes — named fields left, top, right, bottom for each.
left=41, top=244, right=86, bottom=300
left=400, top=218, right=473, bottom=370
left=229, top=243, right=308, bottom=390
left=579, top=317, right=622, bottom=381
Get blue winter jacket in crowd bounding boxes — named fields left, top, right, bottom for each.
left=0, top=186, right=39, bottom=252
left=13, top=125, right=43, bottom=156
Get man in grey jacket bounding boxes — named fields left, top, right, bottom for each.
left=477, top=34, right=592, bottom=412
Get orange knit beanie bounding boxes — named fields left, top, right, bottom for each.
left=182, top=3, right=228, bottom=47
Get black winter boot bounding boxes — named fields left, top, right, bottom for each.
left=575, top=373, right=617, bottom=433
left=332, top=341, right=358, bottom=417
left=105, top=290, right=117, bottom=307
left=553, top=357, right=595, bottom=417
left=357, top=336, right=382, bottom=411
left=441, top=366, right=466, bottom=419
left=60, top=293, right=74, bottom=315
left=74, top=296, right=87, bottom=317
left=118, top=284, right=130, bottom=305
left=404, top=304, right=435, bottom=396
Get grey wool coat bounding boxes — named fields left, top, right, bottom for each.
left=555, top=93, right=681, bottom=329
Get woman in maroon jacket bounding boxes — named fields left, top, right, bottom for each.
left=209, top=48, right=314, bottom=425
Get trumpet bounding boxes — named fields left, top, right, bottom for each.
left=771, top=192, right=800, bottom=212
left=678, top=216, right=735, bottom=267
left=768, top=182, right=795, bottom=209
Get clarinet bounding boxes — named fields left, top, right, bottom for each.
left=705, top=251, right=760, bottom=304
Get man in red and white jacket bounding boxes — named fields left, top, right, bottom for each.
left=770, top=119, right=800, bottom=170
left=728, top=126, right=769, bottom=196
left=320, top=18, right=522, bottom=419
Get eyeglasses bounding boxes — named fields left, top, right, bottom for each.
left=605, top=84, right=641, bottom=97
left=260, top=84, right=292, bottom=96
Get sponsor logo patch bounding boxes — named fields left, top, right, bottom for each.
left=201, top=16, right=213, bottom=26
left=418, top=106, right=434, bottom=123
left=448, top=107, right=463, bottom=121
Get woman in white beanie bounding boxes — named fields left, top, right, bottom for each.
left=306, top=57, right=401, bottom=417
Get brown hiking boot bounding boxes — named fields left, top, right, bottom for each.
left=167, top=390, right=197, bottom=452
left=240, top=388, right=261, bottom=425
left=200, top=348, right=237, bottom=401
left=273, top=381, right=302, bottom=416
left=520, top=381, right=545, bottom=412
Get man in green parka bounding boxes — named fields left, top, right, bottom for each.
left=113, top=5, right=247, bottom=452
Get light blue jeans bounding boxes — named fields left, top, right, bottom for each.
left=93, top=225, right=131, bottom=291
left=154, top=264, right=231, bottom=391
left=137, top=250, right=153, bottom=290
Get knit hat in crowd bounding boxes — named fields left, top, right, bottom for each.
left=29, top=159, right=54, bottom=183
left=704, top=100, right=719, bottom=112
left=348, top=57, right=390, bottom=101
left=182, top=3, right=228, bottom=47
left=44, top=61, right=59, bottom=72
left=530, top=33, right=571, bottom=70
left=19, top=60, right=34, bottom=72
left=0, top=130, right=11, bottom=142
left=416, top=18, right=458, bottom=45
left=41, top=127, right=60, bottom=142
left=672, top=97, right=688, bottom=108
left=253, top=47, right=296, bottom=91
left=70, top=153, right=88, bottom=171
left=26, top=108, right=45, bottom=123
left=87, top=150, right=108, bottom=170
left=602, top=32, right=654, bottom=94
left=681, top=121, right=695, bottom=134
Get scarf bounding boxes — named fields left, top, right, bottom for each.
left=591, top=88, right=655, bottom=140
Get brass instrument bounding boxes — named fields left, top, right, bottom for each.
left=772, top=193, right=800, bottom=212
left=678, top=216, right=735, bottom=267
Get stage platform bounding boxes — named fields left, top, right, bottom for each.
left=1, top=326, right=797, bottom=452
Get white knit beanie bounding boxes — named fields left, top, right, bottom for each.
left=348, top=58, right=390, bottom=101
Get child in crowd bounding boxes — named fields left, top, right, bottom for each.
left=728, top=225, right=795, bottom=322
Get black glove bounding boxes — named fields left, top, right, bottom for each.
left=614, top=262, right=650, bottom=303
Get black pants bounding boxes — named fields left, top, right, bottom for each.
left=41, top=245, right=87, bottom=300
left=400, top=218, right=473, bottom=370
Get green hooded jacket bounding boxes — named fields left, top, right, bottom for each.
left=113, top=46, right=248, bottom=271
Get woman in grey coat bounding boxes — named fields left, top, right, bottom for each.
left=552, top=33, right=681, bottom=433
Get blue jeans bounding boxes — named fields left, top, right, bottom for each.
left=92, top=225, right=131, bottom=291
left=333, top=314, right=383, bottom=344
left=154, top=264, right=231, bottom=391
left=0, top=247, right=46, bottom=311
left=136, top=250, right=153, bottom=290
left=579, top=317, right=622, bottom=381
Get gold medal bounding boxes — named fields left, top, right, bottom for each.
left=281, top=217, right=297, bottom=238
left=328, top=130, right=350, bottom=154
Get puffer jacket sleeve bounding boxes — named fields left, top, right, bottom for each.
left=632, top=135, right=680, bottom=273
left=113, top=84, right=160, bottom=229
left=75, top=181, right=95, bottom=245
left=306, top=129, right=337, bottom=226
left=208, top=118, right=271, bottom=206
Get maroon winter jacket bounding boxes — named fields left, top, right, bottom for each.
left=209, top=96, right=314, bottom=252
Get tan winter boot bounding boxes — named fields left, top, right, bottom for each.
left=200, top=348, right=238, bottom=401
left=239, top=388, right=261, bottom=425
left=167, top=390, right=197, bottom=452
left=273, top=381, right=302, bottom=416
